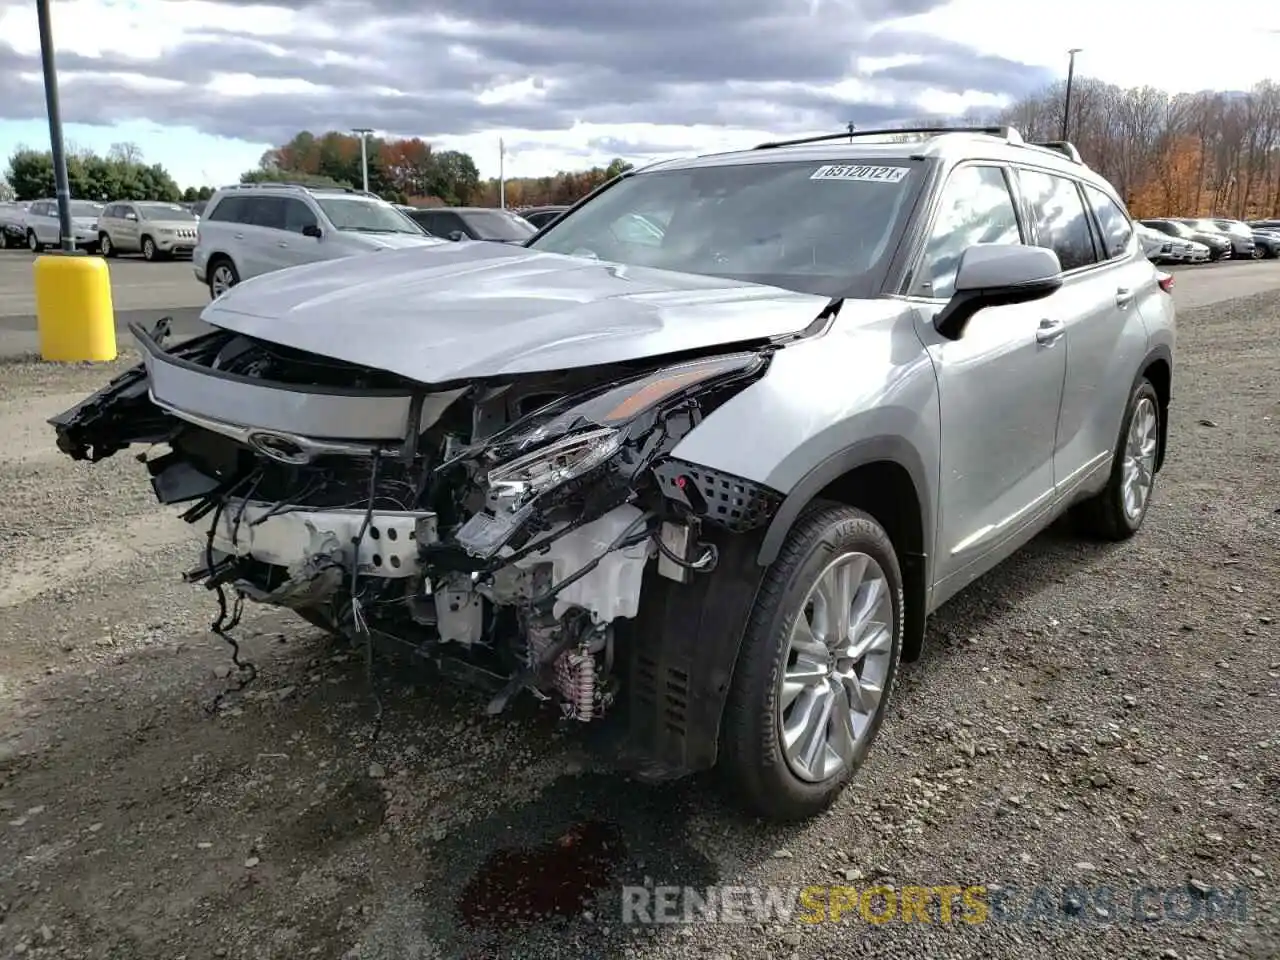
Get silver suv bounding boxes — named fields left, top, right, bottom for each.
left=50, top=126, right=1175, bottom=822
left=97, top=200, right=200, bottom=260
left=192, top=182, right=444, bottom=299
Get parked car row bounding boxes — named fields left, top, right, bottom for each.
left=0, top=196, right=200, bottom=259
left=190, top=185, right=558, bottom=299
left=1137, top=216, right=1280, bottom=265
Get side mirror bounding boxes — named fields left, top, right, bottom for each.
left=447, top=230, right=466, bottom=242
left=302, top=224, right=322, bottom=239
left=934, top=244, right=1063, bottom=340
left=125, top=213, right=138, bottom=221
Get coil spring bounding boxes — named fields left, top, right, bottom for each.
left=560, top=647, right=598, bottom=722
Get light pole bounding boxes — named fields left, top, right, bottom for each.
left=352, top=128, right=372, bottom=192
left=36, top=0, right=74, bottom=253
left=1061, top=48, right=1082, bottom=142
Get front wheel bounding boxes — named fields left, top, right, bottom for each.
left=99, top=233, right=115, bottom=257
left=719, top=502, right=903, bottom=822
left=1071, top=377, right=1161, bottom=541
left=141, top=236, right=157, bottom=261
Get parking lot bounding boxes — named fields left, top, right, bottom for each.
left=0, top=253, right=1278, bottom=960
left=0, top=250, right=210, bottom=359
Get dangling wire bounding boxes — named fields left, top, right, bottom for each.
left=204, top=494, right=257, bottom=715
left=348, top=450, right=385, bottom=755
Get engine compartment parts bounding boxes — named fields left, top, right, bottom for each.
left=48, top=321, right=783, bottom=766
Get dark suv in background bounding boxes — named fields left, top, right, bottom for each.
left=398, top=205, right=537, bottom=243
left=1193, top=218, right=1256, bottom=259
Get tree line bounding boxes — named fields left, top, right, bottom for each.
left=245, top=130, right=634, bottom=207
left=990, top=77, right=1280, bottom=219
left=4, top=142, right=183, bottom=203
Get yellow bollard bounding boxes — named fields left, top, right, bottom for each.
left=34, top=252, right=117, bottom=362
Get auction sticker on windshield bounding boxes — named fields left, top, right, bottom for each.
left=809, top=164, right=909, bottom=183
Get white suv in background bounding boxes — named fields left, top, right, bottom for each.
left=192, top=183, right=446, bottom=298
left=23, top=198, right=104, bottom=251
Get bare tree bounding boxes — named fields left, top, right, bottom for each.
left=994, top=79, right=1280, bottom=218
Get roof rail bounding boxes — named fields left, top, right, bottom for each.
left=1030, top=140, right=1083, bottom=164
left=220, top=181, right=378, bottom=196
left=754, top=125, right=1025, bottom=149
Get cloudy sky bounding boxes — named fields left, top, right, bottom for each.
left=2, top=0, right=1278, bottom=191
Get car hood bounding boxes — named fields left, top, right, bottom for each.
left=200, top=241, right=830, bottom=383
left=351, top=232, right=448, bottom=250
left=148, top=219, right=199, bottom=231
left=72, top=217, right=99, bottom=229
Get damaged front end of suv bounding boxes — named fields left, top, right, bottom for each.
left=49, top=316, right=787, bottom=778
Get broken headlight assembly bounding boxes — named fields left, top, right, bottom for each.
left=487, top=426, right=624, bottom=500
left=453, top=351, right=768, bottom=558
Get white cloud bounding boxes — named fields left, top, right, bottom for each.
left=2, top=0, right=1278, bottom=191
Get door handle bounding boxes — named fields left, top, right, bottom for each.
left=233, top=233, right=245, bottom=240
left=1035, top=319, right=1065, bottom=344
left=1115, top=287, right=1134, bottom=307
left=277, top=241, right=289, bottom=248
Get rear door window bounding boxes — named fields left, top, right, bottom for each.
left=1082, top=185, right=1134, bottom=260
left=242, top=197, right=286, bottom=230
left=1018, top=170, right=1098, bottom=271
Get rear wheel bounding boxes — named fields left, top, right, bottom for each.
left=27, top=230, right=41, bottom=253
left=1071, top=377, right=1161, bottom=541
left=719, top=502, right=903, bottom=822
left=208, top=258, right=238, bottom=298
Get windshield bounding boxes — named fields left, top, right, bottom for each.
left=1188, top=219, right=1223, bottom=232
left=138, top=202, right=196, bottom=221
left=527, top=159, right=920, bottom=296
left=463, top=209, right=537, bottom=241
left=1152, top=220, right=1192, bottom=238
left=68, top=201, right=103, bottom=218
left=315, top=197, right=423, bottom=234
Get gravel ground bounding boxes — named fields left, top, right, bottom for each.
left=0, top=290, right=1277, bottom=960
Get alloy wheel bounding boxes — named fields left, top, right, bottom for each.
left=1121, top=396, right=1159, bottom=522
left=210, top=264, right=235, bottom=297
left=778, top=551, right=894, bottom=783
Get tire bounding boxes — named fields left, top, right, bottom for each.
left=719, top=501, right=903, bottom=822
left=208, top=258, right=238, bottom=299
left=1071, top=377, right=1161, bottom=541
left=99, top=233, right=115, bottom=258
left=141, top=236, right=156, bottom=261
left=27, top=230, right=41, bottom=253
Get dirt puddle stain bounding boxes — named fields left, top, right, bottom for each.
left=456, top=819, right=626, bottom=929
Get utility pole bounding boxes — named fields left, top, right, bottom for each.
left=1062, top=48, right=1082, bottom=142
left=499, top=137, right=506, bottom=209
left=352, top=128, right=372, bottom=192
left=37, top=0, right=74, bottom=253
